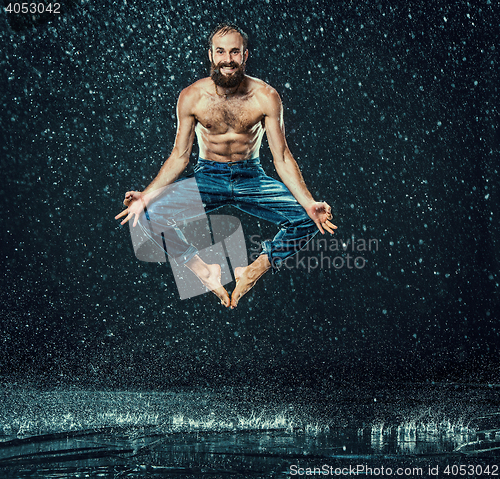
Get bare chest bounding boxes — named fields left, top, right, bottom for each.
left=195, top=96, right=264, bottom=133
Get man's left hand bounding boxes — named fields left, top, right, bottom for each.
left=306, top=201, right=337, bottom=235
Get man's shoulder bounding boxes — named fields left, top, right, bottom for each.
left=245, top=76, right=281, bottom=110
left=245, top=76, right=278, bottom=97
left=179, top=77, right=211, bottom=100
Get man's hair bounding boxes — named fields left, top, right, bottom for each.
left=208, top=22, right=248, bottom=52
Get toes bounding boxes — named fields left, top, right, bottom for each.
left=230, top=290, right=239, bottom=309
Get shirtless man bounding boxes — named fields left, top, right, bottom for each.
left=115, top=23, right=337, bottom=309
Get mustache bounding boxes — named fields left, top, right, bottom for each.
left=215, top=61, right=241, bottom=70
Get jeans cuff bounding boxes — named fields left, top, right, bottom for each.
left=172, top=245, right=199, bottom=267
left=261, top=240, right=282, bottom=273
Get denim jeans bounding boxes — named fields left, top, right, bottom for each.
left=137, top=158, right=319, bottom=271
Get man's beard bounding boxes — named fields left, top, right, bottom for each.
left=211, top=61, right=245, bottom=88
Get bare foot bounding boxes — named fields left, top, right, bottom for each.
left=186, top=257, right=230, bottom=307
left=231, top=255, right=271, bottom=309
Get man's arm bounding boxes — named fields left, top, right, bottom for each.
left=142, top=87, right=196, bottom=196
left=115, top=87, right=197, bottom=225
left=263, top=87, right=336, bottom=234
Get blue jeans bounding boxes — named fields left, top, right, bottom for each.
left=138, top=158, right=318, bottom=271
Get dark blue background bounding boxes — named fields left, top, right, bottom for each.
left=1, top=0, right=498, bottom=389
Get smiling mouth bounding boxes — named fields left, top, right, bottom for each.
left=218, top=62, right=239, bottom=74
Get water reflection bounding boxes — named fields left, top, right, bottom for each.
left=0, top=385, right=499, bottom=477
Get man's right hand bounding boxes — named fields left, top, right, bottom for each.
left=114, top=191, right=144, bottom=227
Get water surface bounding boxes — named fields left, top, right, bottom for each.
left=1, top=383, right=499, bottom=477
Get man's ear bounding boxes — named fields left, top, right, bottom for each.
left=208, top=48, right=213, bottom=63
left=244, top=49, right=249, bottom=63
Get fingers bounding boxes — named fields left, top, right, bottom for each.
left=123, top=195, right=135, bottom=206
left=323, top=221, right=337, bottom=234
left=325, top=220, right=337, bottom=229
left=316, top=217, right=337, bottom=235
left=114, top=209, right=129, bottom=220
left=114, top=208, right=134, bottom=226
left=123, top=191, right=137, bottom=206
left=120, top=213, right=133, bottom=225
left=324, top=203, right=333, bottom=221
left=315, top=219, right=325, bottom=235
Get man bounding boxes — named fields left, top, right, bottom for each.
left=115, top=23, right=337, bottom=309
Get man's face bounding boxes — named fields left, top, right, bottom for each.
left=209, top=31, right=248, bottom=88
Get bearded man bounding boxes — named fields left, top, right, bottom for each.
left=116, top=23, right=337, bottom=308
